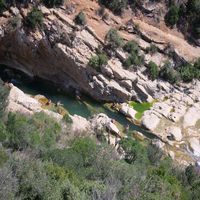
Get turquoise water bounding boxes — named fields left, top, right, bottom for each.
left=0, top=65, right=156, bottom=139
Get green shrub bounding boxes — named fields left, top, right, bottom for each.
left=98, top=0, right=127, bottom=15
left=179, top=64, right=196, bottom=82
left=148, top=61, right=159, bottom=80
left=147, top=143, right=163, bottom=165
left=0, top=148, right=8, bottom=166
left=119, top=138, right=147, bottom=164
left=88, top=53, right=108, bottom=71
left=146, top=44, right=158, bottom=55
left=0, top=0, right=5, bottom=15
left=123, top=40, right=139, bottom=53
left=124, top=50, right=143, bottom=68
left=159, top=61, right=180, bottom=84
left=74, top=11, right=87, bottom=26
left=70, top=137, right=97, bottom=167
left=42, top=0, right=64, bottom=7
left=25, top=7, right=43, bottom=29
left=194, top=58, right=200, bottom=69
left=165, top=5, right=179, bottom=27
left=105, top=28, right=124, bottom=49
left=0, top=79, right=9, bottom=119
left=0, top=121, right=7, bottom=142
left=63, top=113, right=73, bottom=124
left=5, top=112, right=60, bottom=150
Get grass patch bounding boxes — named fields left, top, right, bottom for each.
left=129, top=101, right=154, bottom=120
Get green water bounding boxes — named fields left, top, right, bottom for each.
left=0, top=65, right=156, bottom=139
left=129, top=101, right=154, bottom=120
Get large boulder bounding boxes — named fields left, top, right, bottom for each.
left=189, top=138, right=200, bottom=157
left=183, top=105, right=200, bottom=128
left=141, top=111, right=160, bottom=131
left=119, top=103, right=137, bottom=120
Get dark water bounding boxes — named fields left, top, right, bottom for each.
left=0, top=65, right=156, bottom=139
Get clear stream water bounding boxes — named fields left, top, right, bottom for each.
left=0, top=65, right=156, bottom=139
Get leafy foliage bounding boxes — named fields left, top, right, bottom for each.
left=25, top=7, right=43, bottom=29
left=42, top=0, right=64, bottom=7
left=0, top=0, right=5, bottom=15
left=159, top=61, right=180, bottom=84
left=123, top=40, right=143, bottom=68
left=98, top=0, right=127, bottom=15
left=4, top=112, right=60, bottom=151
left=0, top=79, right=9, bottom=119
left=88, top=53, right=108, bottom=71
left=74, top=11, right=87, bottom=26
left=165, top=5, right=179, bottom=27
left=105, top=28, right=124, bottom=49
left=123, top=40, right=139, bottom=53
left=148, top=61, right=159, bottom=80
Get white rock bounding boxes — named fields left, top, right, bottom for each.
left=141, top=111, right=160, bottom=131
left=153, top=102, right=172, bottom=118
left=184, top=106, right=200, bottom=128
left=10, top=7, right=19, bottom=15
left=71, top=115, right=90, bottom=133
left=106, top=121, right=120, bottom=136
left=120, top=103, right=137, bottom=120
left=168, top=151, right=175, bottom=159
left=167, top=126, right=182, bottom=141
left=189, top=138, right=200, bottom=157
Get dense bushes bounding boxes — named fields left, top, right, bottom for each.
left=3, top=112, right=60, bottom=151
left=88, top=53, right=108, bottom=71
left=42, top=0, right=64, bottom=7
left=166, top=0, right=200, bottom=39
left=148, top=61, right=159, bottom=80
left=0, top=79, right=9, bottom=119
left=0, top=0, right=5, bottom=14
left=105, top=28, right=124, bottom=49
left=123, top=40, right=144, bottom=68
left=25, top=7, right=43, bottom=29
left=159, top=61, right=180, bottom=84
left=0, top=106, right=200, bottom=199
left=74, top=11, right=87, bottom=26
left=98, top=0, right=127, bottom=15
left=165, top=5, right=179, bottom=27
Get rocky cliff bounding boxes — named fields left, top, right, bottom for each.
left=1, top=2, right=200, bottom=165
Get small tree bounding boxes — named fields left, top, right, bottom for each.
left=74, top=11, right=87, bottom=26
left=25, top=7, right=43, bottom=29
left=159, top=61, right=180, bottom=84
left=89, top=53, right=108, bottom=71
left=42, top=0, right=64, bottom=7
left=0, top=0, right=5, bottom=15
left=146, top=44, right=158, bottom=55
left=165, top=5, right=179, bottom=27
left=123, top=40, right=139, bottom=53
left=98, top=0, right=127, bottom=15
left=105, top=28, right=124, bottom=49
left=148, top=61, right=159, bottom=80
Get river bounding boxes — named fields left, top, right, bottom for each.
left=0, top=65, right=156, bottom=139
